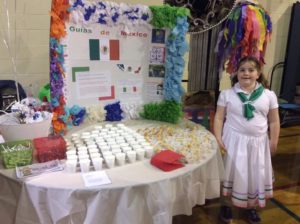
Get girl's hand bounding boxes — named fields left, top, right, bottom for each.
left=270, top=142, right=277, bottom=155
left=217, top=140, right=227, bottom=155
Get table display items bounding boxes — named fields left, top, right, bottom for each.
left=138, top=120, right=217, bottom=163
left=64, top=123, right=155, bottom=173
left=150, top=149, right=185, bottom=171
left=0, top=98, right=52, bottom=141
left=33, top=136, right=66, bottom=162
left=0, top=139, right=33, bottom=169
left=16, top=160, right=64, bottom=178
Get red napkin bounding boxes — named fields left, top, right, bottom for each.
left=150, top=149, right=185, bottom=172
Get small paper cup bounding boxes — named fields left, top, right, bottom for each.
left=100, top=145, right=110, bottom=152
left=89, top=152, right=101, bottom=159
left=92, top=157, right=103, bottom=171
left=136, top=149, right=145, bottom=160
left=65, top=159, right=77, bottom=173
left=105, top=155, right=116, bottom=168
left=78, top=154, right=89, bottom=160
left=66, top=150, right=77, bottom=157
left=122, top=146, right=132, bottom=153
left=77, top=150, right=88, bottom=156
left=67, top=154, right=78, bottom=161
left=115, top=152, right=126, bottom=166
left=145, top=146, right=154, bottom=158
left=102, top=151, right=113, bottom=157
left=88, top=147, right=99, bottom=154
left=126, top=151, right=137, bottom=163
left=79, top=159, right=90, bottom=172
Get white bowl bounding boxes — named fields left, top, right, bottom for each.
left=0, top=118, right=52, bottom=141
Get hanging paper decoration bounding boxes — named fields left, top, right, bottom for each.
left=216, top=1, right=272, bottom=75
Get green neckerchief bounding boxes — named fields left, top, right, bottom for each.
left=236, top=85, right=264, bottom=120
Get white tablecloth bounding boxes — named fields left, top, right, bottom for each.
left=0, top=120, right=224, bottom=224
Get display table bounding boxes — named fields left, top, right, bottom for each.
left=0, top=120, right=224, bottom=224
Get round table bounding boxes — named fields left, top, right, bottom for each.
left=0, top=120, right=224, bottom=224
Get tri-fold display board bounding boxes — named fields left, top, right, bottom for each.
left=60, top=8, right=168, bottom=107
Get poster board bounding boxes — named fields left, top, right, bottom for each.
left=50, top=1, right=189, bottom=134
left=61, top=13, right=167, bottom=107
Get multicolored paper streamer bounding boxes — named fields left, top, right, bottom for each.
left=216, top=1, right=272, bottom=75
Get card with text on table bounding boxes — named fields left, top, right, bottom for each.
left=81, top=171, right=111, bottom=187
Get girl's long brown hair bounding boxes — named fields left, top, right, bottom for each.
left=231, top=56, right=269, bottom=88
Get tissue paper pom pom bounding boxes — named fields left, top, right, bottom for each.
left=70, top=105, right=86, bottom=126
left=121, top=103, right=143, bottom=120
left=140, top=100, right=183, bottom=124
left=149, top=5, right=190, bottom=29
left=86, top=105, right=106, bottom=123
left=104, top=101, right=123, bottom=121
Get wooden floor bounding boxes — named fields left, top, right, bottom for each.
left=173, top=125, right=300, bottom=224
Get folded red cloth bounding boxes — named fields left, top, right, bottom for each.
left=150, top=149, right=185, bottom=172
left=33, top=135, right=66, bottom=163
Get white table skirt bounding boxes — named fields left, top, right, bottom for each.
left=0, top=120, right=224, bottom=224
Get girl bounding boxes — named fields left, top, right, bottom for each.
left=214, top=56, right=280, bottom=224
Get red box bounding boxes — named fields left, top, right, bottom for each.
left=33, top=136, right=66, bottom=163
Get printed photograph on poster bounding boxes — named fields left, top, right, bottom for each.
left=117, top=64, right=142, bottom=75
left=151, top=29, right=166, bottom=44
left=116, top=79, right=143, bottom=101
left=150, top=47, right=165, bottom=64
left=145, top=82, right=164, bottom=102
left=75, top=71, right=112, bottom=99
left=149, top=64, right=165, bottom=78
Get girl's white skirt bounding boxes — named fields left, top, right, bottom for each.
left=222, top=125, right=274, bottom=208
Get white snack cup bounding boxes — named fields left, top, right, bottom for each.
left=88, top=147, right=99, bottom=154
left=67, top=154, right=78, bottom=161
left=116, top=139, right=126, bottom=144
left=78, top=154, right=89, bottom=160
left=77, top=146, right=88, bottom=151
left=97, top=142, right=108, bottom=148
left=102, top=151, right=113, bottom=157
left=77, top=150, right=88, bottom=156
left=92, top=157, right=103, bottom=171
left=79, top=159, right=90, bottom=172
left=110, top=145, right=121, bottom=150
left=136, top=149, right=145, bottom=160
left=122, top=146, right=132, bottom=153
left=126, top=151, right=137, bottom=163
left=65, top=159, right=77, bottom=173
left=66, top=150, right=77, bottom=157
left=89, top=152, right=101, bottom=159
left=112, top=149, right=122, bottom=154
left=115, top=152, right=126, bottom=166
left=100, top=146, right=110, bottom=152
left=105, top=155, right=115, bottom=168
left=144, top=146, right=154, bottom=158
left=87, top=144, right=97, bottom=149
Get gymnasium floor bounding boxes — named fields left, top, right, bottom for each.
left=173, top=125, right=300, bottom=224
